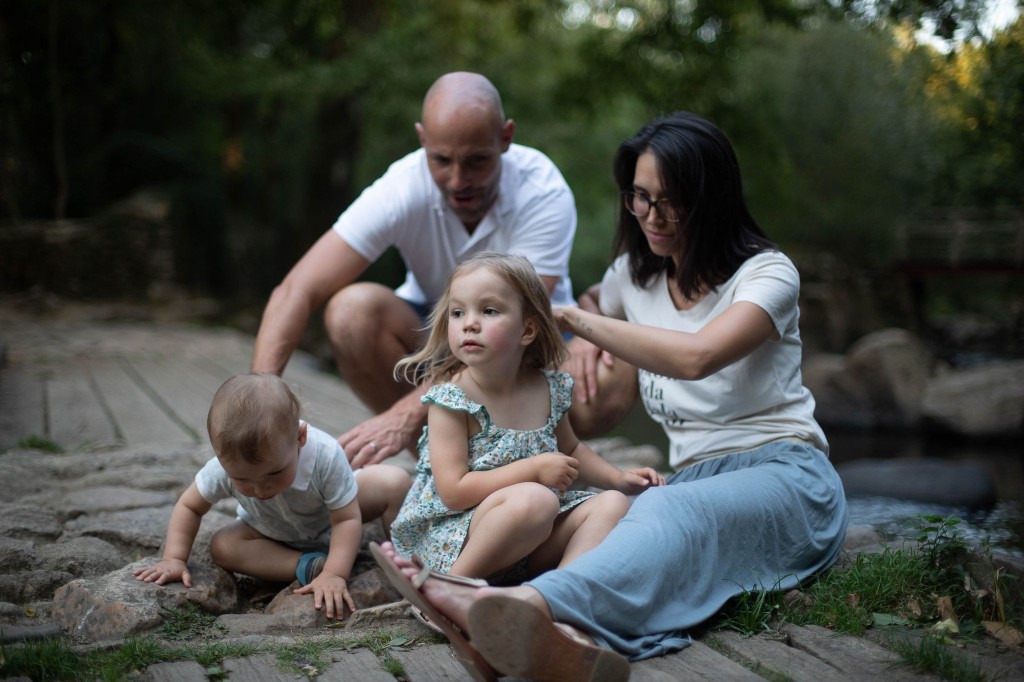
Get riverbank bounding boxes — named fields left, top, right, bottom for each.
left=2, top=298, right=1024, bottom=681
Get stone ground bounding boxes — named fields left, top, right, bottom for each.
left=1, top=297, right=1023, bottom=681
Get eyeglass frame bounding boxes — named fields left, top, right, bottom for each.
left=621, top=191, right=682, bottom=223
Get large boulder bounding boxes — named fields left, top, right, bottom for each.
left=842, top=329, right=940, bottom=429
left=52, top=560, right=238, bottom=642
left=921, top=360, right=1024, bottom=438
left=804, top=329, right=943, bottom=430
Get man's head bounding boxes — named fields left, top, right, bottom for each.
left=416, top=72, right=515, bottom=231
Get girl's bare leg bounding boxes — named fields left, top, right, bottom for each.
left=526, top=490, right=631, bottom=575
left=450, top=483, right=560, bottom=578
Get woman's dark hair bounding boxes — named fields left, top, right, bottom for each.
left=612, top=111, right=776, bottom=298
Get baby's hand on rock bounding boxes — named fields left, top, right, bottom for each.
left=133, top=559, right=191, bottom=587
left=295, top=574, right=355, bottom=620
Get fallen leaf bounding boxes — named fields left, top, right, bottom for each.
left=935, top=595, right=957, bottom=624
left=929, top=618, right=960, bottom=636
left=983, top=621, right=1024, bottom=648
left=873, top=613, right=913, bottom=627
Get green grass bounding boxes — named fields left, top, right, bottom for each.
left=889, top=633, right=989, bottom=682
left=716, top=515, right=998, bottom=681
left=159, top=602, right=226, bottom=641
left=15, top=435, right=63, bottom=453
left=0, top=636, right=259, bottom=681
left=1, top=621, right=423, bottom=681
left=1, top=636, right=178, bottom=681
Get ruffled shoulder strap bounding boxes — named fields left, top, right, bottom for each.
left=544, top=370, right=574, bottom=426
left=422, top=383, right=491, bottom=432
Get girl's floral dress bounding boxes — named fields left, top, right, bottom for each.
left=391, top=369, right=595, bottom=573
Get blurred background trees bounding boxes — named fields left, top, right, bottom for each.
left=1, top=0, right=1021, bottom=354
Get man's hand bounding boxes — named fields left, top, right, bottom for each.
left=133, top=558, right=191, bottom=588
left=339, top=406, right=422, bottom=468
left=294, top=573, right=355, bottom=620
left=564, top=336, right=615, bottom=405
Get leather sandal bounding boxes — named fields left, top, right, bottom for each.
left=369, top=542, right=498, bottom=682
left=467, top=594, right=631, bottom=682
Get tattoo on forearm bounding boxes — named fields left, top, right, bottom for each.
left=571, top=314, right=594, bottom=335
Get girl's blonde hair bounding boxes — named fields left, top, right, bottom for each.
left=207, top=372, right=302, bottom=464
left=394, top=252, right=567, bottom=385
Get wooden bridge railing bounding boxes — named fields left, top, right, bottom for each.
left=894, top=208, right=1024, bottom=273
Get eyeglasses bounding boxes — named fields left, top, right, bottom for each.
left=622, top=191, right=681, bottom=223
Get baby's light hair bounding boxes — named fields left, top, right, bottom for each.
left=394, top=252, right=567, bottom=385
left=207, top=373, right=302, bottom=464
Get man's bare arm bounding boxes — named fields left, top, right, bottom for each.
left=252, top=231, right=371, bottom=375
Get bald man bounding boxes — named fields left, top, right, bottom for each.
left=251, top=72, right=578, bottom=479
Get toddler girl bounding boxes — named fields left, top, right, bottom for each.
left=390, top=252, right=663, bottom=581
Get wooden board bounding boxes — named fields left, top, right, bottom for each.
left=633, top=640, right=766, bottom=681
left=86, top=356, right=194, bottom=446
left=46, top=360, right=119, bottom=450
left=0, top=364, right=46, bottom=451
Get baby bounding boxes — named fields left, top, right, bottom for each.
left=134, top=372, right=407, bottom=619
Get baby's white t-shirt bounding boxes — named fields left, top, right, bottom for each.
left=195, top=424, right=358, bottom=547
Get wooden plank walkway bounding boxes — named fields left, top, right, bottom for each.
left=0, top=313, right=372, bottom=453
left=0, top=308, right=951, bottom=681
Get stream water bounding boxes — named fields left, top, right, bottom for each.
left=606, top=404, right=1024, bottom=557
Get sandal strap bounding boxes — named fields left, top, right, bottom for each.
left=410, top=555, right=489, bottom=589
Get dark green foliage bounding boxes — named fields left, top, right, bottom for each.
left=0, top=0, right=1009, bottom=303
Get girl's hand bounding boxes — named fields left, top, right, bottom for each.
left=531, top=453, right=580, bottom=491
left=133, top=558, right=191, bottom=588
left=295, top=573, right=356, bottom=620
left=616, top=467, right=666, bottom=495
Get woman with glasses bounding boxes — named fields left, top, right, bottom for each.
left=372, top=111, right=848, bottom=682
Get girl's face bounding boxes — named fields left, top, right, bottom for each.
left=219, top=423, right=306, bottom=500
left=632, top=151, right=683, bottom=262
left=446, top=267, right=537, bottom=370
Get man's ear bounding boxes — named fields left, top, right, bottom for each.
left=297, top=421, right=308, bottom=447
left=500, top=119, right=515, bottom=152
left=415, top=122, right=427, bottom=148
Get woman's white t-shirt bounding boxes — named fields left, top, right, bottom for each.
left=600, top=251, right=827, bottom=470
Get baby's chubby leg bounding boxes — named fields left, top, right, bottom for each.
left=210, top=520, right=304, bottom=582
left=450, top=482, right=560, bottom=579
left=355, top=464, right=412, bottom=538
left=527, top=490, right=631, bottom=575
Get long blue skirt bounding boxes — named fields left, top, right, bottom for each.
left=526, top=439, right=849, bottom=661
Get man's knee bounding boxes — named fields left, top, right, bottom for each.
left=324, top=283, right=391, bottom=347
left=324, top=284, right=421, bottom=365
